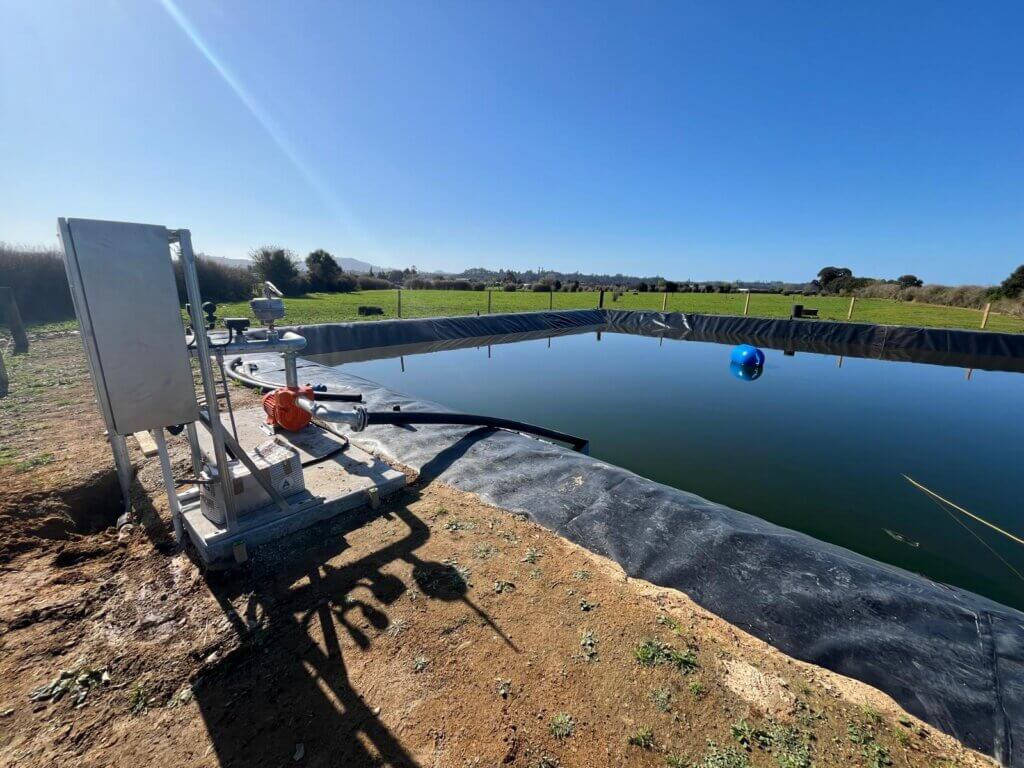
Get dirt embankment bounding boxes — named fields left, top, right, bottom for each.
left=0, top=335, right=991, bottom=767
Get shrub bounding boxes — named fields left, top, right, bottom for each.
left=531, top=283, right=551, bottom=292
left=305, top=249, right=343, bottom=292
left=174, top=255, right=253, bottom=304
left=998, top=265, right=1024, bottom=299
left=251, top=246, right=302, bottom=295
left=503, top=283, right=517, bottom=292
left=0, top=243, right=74, bottom=323
left=356, top=275, right=392, bottom=290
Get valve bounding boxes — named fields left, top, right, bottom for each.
left=262, top=386, right=314, bottom=432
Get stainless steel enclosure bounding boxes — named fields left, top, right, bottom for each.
left=58, top=218, right=198, bottom=434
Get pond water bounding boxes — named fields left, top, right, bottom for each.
left=326, top=330, right=1024, bottom=610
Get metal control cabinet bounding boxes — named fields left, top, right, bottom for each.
left=58, top=218, right=198, bottom=435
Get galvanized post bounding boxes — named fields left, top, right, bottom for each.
left=980, top=302, right=991, bottom=329
left=0, top=288, right=28, bottom=353
left=178, top=230, right=239, bottom=532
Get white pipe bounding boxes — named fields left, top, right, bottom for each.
left=295, top=396, right=367, bottom=431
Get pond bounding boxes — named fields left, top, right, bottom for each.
left=320, top=330, right=1024, bottom=610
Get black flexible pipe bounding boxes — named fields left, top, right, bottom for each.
left=226, top=357, right=363, bottom=402
left=365, top=410, right=589, bottom=454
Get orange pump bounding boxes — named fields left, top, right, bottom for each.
left=262, top=386, right=314, bottom=432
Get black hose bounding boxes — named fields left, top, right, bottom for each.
left=365, top=410, right=589, bottom=454
left=226, top=357, right=363, bottom=402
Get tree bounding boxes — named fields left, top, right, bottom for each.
left=251, top=247, right=301, bottom=295
left=637, top=281, right=649, bottom=292
left=896, top=274, right=923, bottom=289
left=816, top=266, right=854, bottom=293
left=386, top=269, right=405, bottom=285
left=999, top=265, right=1024, bottom=299
left=305, top=249, right=343, bottom=292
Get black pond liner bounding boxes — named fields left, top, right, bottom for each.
left=244, top=310, right=1024, bottom=766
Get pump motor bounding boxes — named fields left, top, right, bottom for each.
left=262, top=386, right=314, bottom=432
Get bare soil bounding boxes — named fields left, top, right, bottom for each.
left=0, top=335, right=991, bottom=767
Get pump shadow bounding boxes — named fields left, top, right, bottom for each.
left=190, top=434, right=515, bottom=767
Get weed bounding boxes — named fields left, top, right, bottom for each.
left=692, top=742, right=750, bottom=768
left=522, top=547, right=541, bottom=564
left=864, top=742, right=893, bottom=768
left=440, top=616, right=469, bottom=635
left=633, top=639, right=697, bottom=673
left=579, top=629, right=599, bottom=662
left=493, top=579, right=515, bottom=594
left=531, top=758, right=559, bottom=768
left=434, top=505, right=449, bottom=517
left=13, top=452, right=54, bottom=473
left=628, top=727, right=655, bottom=749
left=473, top=543, right=497, bottom=560
left=579, top=598, right=598, bottom=612
left=444, top=519, right=475, bottom=532
left=766, top=723, right=811, bottom=768
left=651, top=687, right=671, bottom=712
left=861, top=704, right=883, bottom=723
left=571, top=569, right=591, bottom=581
left=657, top=613, right=682, bottom=634
left=386, top=618, right=407, bottom=637
left=895, top=729, right=910, bottom=747
left=689, top=680, right=706, bottom=698
left=495, top=679, right=512, bottom=698
left=666, top=756, right=689, bottom=768
left=128, top=682, right=148, bottom=715
left=499, top=531, right=519, bottom=544
left=549, top=712, right=575, bottom=740
left=412, top=656, right=429, bottom=673
left=529, top=567, right=543, bottom=579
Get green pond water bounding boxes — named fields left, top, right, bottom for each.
left=327, top=331, right=1024, bottom=610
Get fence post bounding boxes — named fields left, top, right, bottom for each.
left=0, top=288, right=28, bottom=353
left=980, top=302, right=991, bottom=329
left=397, top=288, right=402, bottom=318
left=487, top=290, right=492, bottom=314
left=662, top=292, right=668, bottom=312
left=0, top=347, right=7, bottom=397
left=549, top=290, right=553, bottom=311
left=743, top=292, right=750, bottom=316
left=847, top=295, right=856, bottom=320
left=599, top=289, right=605, bottom=309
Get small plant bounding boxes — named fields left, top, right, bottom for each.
left=522, top=547, right=540, bottom=564
left=440, top=616, right=469, bottom=635
left=579, top=598, right=597, bottom=612
left=666, top=755, right=689, bottom=768
left=579, top=629, right=599, bottom=662
left=628, top=727, right=655, bottom=749
left=863, top=742, right=892, bottom=768
left=633, top=639, right=697, bottom=673
left=549, top=712, right=575, bottom=740
left=651, top=687, right=671, bottom=712
left=412, top=656, right=429, bottom=673
left=495, top=679, right=512, bottom=698
left=473, top=543, right=497, bottom=560
left=529, top=567, right=543, bottom=578
left=531, top=758, right=559, bottom=768
left=571, top=569, right=591, bottom=581
left=386, top=618, right=407, bottom=637
left=689, top=680, right=706, bottom=698
left=493, top=579, right=515, bottom=594
left=128, top=682, right=148, bottom=715
left=766, top=723, right=811, bottom=768
left=444, top=519, right=474, bottom=532
left=657, top=613, right=682, bottom=634
left=694, top=743, right=750, bottom=768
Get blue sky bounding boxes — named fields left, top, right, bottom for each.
left=1, top=1, right=1021, bottom=283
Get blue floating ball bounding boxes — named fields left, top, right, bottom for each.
left=730, top=361, right=764, bottom=381
left=730, top=344, right=765, bottom=368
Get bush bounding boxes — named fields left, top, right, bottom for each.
left=0, top=244, right=74, bottom=323
left=174, top=255, right=253, bottom=304
left=305, top=249, right=344, bottom=292
left=472, top=282, right=486, bottom=291
left=999, top=265, right=1024, bottom=299
left=503, top=284, right=517, bottom=292
left=251, top=246, right=302, bottom=295
left=356, top=275, right=392, bottom=290
left=531, top=283, right=551, bottom=292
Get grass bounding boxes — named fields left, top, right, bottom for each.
left=628, top=727, right=655, bottom=748
left=548, top=712, right=575, bottom=740
left=196, top=288, right=1024, bottom=333
left=634, top=639, right=698, bottom=673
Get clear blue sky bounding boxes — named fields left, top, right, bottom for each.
left=1, top=1, right=1021, bottom=283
